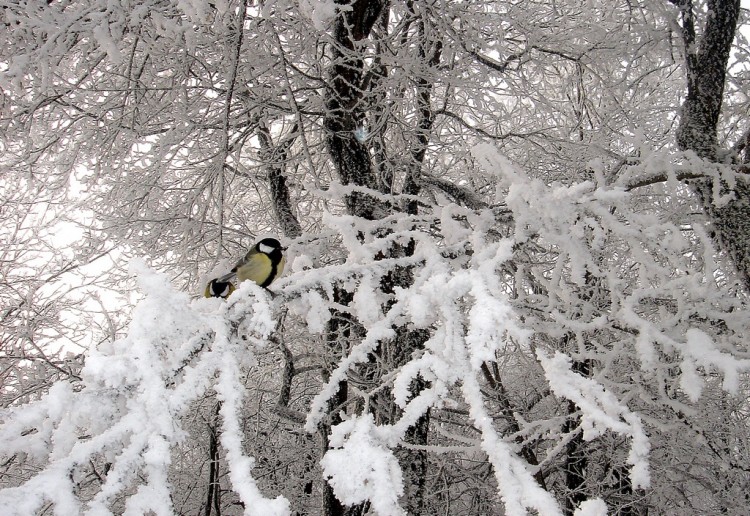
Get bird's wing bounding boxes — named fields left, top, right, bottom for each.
left=236, top=253, right=274, bottom=285
left=230, top=250, right=254, bottom=272
left=216, top=271, right=237, bottom=283
left=214, top=250, right=253, bottom=283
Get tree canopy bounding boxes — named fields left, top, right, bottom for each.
left=1, top=1, right=749, bottom=515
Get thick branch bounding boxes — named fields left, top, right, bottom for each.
left=419, top=174, right=489, bottom=210
left=257, top=122, right=303, bottom=239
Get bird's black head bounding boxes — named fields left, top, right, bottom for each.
left=206, top=279, right=235, bottom=298
left=256, top=238, right=283, bottom=255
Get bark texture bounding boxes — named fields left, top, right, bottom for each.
left=321, top=2, right=431, bottom=513
left=671, top=0, right=750, bottom=288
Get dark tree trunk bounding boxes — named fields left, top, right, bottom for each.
left=671, top=0, right=739, bottom=159
left=321, top=2, right=435, bottom=513
left=563, top=403, right=588, bottom=515
left=321, top=287, right=366, bottom=516
left=402, top=403, right=429, bottom=515
left=562, top=355, right=590, bottom=515
left=401, top=2, right=442, bottom=215
left=205, top=402, right=222, bottom=516
left=670, top=0, right=750, bottom=289
left=324, top=0, right=387, bottom=220
left=320, top=404, right=347, bottom=516
left=320, top=3, right=387, bottom=504
left=388, top=327, right=431, bottom=515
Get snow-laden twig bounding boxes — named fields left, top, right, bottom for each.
left=537, top=350, right=651, bottom=489
left=0, top=262, right=289, bottom=515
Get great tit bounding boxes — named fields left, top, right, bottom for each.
left=204, top=237, right=286, bottom=298
left=204, top=279, right=236, bottom=299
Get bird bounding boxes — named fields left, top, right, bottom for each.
left=204, top=278, right=236, bottom=299
left=204, top=237, right=286, bottom=298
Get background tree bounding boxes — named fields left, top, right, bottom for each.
left=1, top=1, right=749, bottom=515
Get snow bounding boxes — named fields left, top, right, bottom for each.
left=471, top=143, right=525, bottom=187
left=3, top=4, right=750, bottom=512
left=294, top=290, right=332, bottom=333
left=298, top=0, right=339, bottom=31
left=574, top=498, right=609, bottom=516
left=7, top=145, right=747, bottom=513
left=681, top=328, right=750, bottom=400
left=0, top=262, right=290, bottom=515
left=465, top=275, right=527, bottom=369
left=307, top=202, right=570, bottom=514
left=92, top=23, right=122, bottom=64
left=216, top=348, right=290, bottom=516
left=321, top=415, right=405, bottom=516
left=352, top=271, right=384, bottom=327
left=537, top=350, right=651, bottom=489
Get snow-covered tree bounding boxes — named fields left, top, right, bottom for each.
left=1, top=1, right=749, bottom=515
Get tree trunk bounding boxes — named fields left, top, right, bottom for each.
left=321, top=285, right=364, bottom=516
left=670, top=0, right=750, bottom=289
left=563, top=404, right=588, bottom=516
left=205, top=402, right=222, bottom=516
left=322, top=2, right=433, bottom=513
left=324, top=0, right=387, bottom=220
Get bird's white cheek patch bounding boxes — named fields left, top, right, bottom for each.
left=259, top=243, right=275, bottom=254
